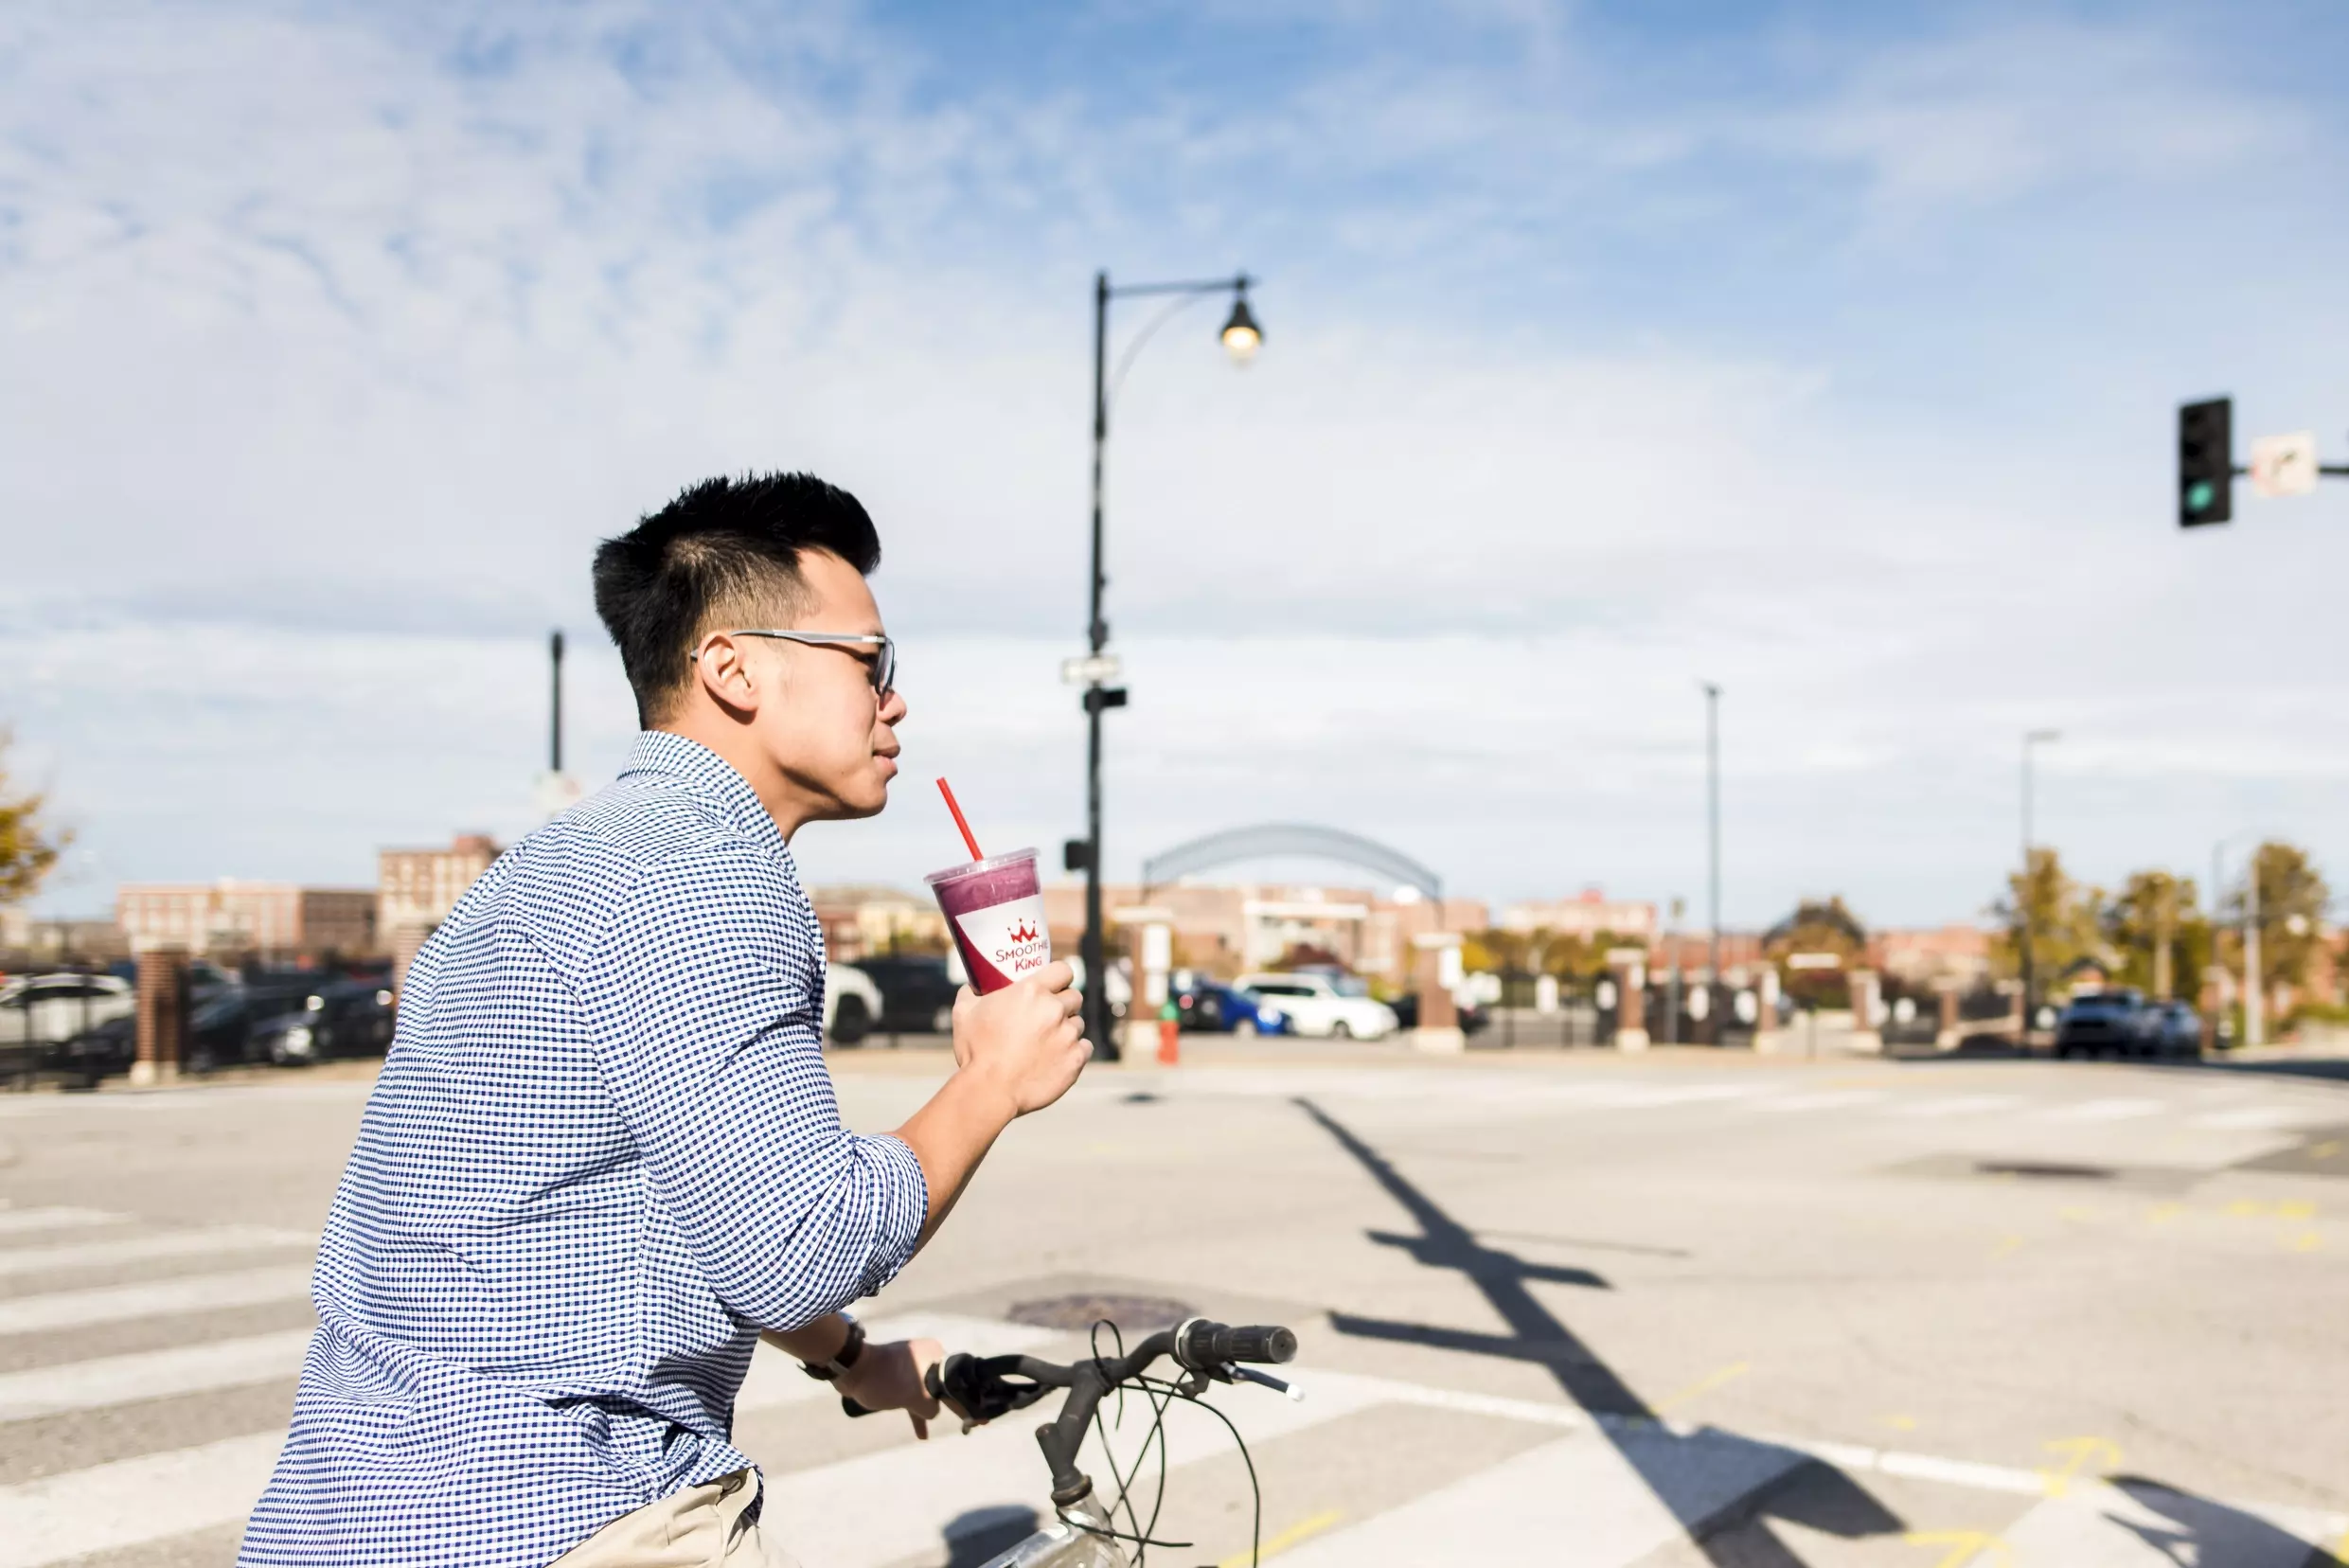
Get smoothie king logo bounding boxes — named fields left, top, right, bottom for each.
left=955, top=896, right=1052, bottom=986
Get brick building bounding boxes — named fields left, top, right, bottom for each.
left=115, top=882, right=378, bottom=959
left=379, top=834, right=502, bottom=935
left=1499, top=889, right=1659, bottom=941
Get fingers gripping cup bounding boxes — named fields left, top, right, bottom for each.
left=925, top=849, right=1049, bottom=994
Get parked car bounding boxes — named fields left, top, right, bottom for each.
left=50, top=988, right=274, bottom=1079
left=0, top=971, right=134, bottom=1048
left=854, top=954, right=964, bottom=1035
left=825, top=962, right=884, bottom=1044
left=250, top=981, right=398, bottom=1065
left=1234, top=971, right=1399, bottom=1040
left=2151, top=1000, right=2204, bottom=1059
left=50, top=1014, right=136, bottom=1083
left=1170, top=972, right=1290, bottom=1037
left=1387, top=991, right=1491, bottom=1036
left=2054, top=989, right=2151, bottom=1059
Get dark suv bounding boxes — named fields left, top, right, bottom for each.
left=853, top=955, right=962, bottom=1036
left=2055, top=989, right=2151, bottom=1059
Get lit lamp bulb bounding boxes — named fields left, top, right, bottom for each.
left=1219, top=294, right=1263, bottom=364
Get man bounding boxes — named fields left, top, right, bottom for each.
left=242, top=473, right=1092, bottom=1566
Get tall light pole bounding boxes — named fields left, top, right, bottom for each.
left=1700, top=682, right=1721, bottom=1037
left=1077, top=269, right=1261, bottom=1061
left=2215, top=829, right=2267, bottom=1048
left=549, top=630, right=564, bottom=775
left=2019, top=728, right=2060, bottom=1040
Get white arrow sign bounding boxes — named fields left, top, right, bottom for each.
left=2250, top=431, right=2319, bottom=498
left=1060, top=653, right=1123, bottom=686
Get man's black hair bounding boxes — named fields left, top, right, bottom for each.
left=593, top=472, right=881, bottom=724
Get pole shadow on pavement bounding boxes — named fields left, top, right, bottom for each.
left=1296, top=1097, right=1904, bottom=1565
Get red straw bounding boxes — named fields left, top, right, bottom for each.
left=935, top=777, right=984, bottom=861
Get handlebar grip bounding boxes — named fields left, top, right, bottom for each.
left=1178, top=1319, right=1297, bottom=1368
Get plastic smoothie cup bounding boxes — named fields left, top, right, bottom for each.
left=924, top=847, right=1049, bottom=994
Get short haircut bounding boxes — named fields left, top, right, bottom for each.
left=593, top=472, right=882, bottom=724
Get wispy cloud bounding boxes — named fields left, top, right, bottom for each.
left=3, top=0, right=2346, bottom=925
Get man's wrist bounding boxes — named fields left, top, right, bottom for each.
left=951, top=1059, right=1024, bottom=1128
left=798, top=1313, right=865, bottom=1381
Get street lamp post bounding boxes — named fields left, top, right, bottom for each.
left=2214, top=829, right=2267, bottom=1049
left=1077, top=269, right=1261, bottom=1061
left=1701, top=681, right=1721, bottom=1039
left=2019, top=729, right=2060, bottom=1042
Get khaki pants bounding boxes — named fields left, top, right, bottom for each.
left=552, top=1469, right=802, bottom=1568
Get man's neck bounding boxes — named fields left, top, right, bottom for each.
left=652, top=717, right=812, bottom=841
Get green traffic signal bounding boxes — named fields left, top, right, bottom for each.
left=2178, top=398, right=2233, bottom=528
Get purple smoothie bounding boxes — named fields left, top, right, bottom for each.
left=924, top=847, right=1049, bottom=993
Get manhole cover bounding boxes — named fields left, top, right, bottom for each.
left=1007, top=1292, right=1195, bottom=1332
left=1977, top=1160, right=2114, bottom=1182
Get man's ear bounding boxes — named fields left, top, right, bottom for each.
left=690, top=633, right=762, bottom=718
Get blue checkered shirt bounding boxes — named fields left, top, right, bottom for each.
left=241, top=731, right=929, bottom=1568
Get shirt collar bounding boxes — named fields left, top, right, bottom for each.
left=620, top=731, right=793, bottom=863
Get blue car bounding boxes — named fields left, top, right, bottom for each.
left=1172, top=974, right=1291, bottom=1037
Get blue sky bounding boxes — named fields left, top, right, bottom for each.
left=4, top=0, right=2346, bottom=928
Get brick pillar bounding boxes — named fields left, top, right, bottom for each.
left=1609, top=949, right=1649, bottom=1053
left=132, top=944, right=189, bottom=1086
left=1410, top=933, right=1463, bottom=1053
left=1848, top=968, right=1883, bottom=1055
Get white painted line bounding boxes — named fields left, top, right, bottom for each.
left=0, top=1429, right=282, bottom=1568
left=2038, top=1097, right=2166, bottom=1123
left=1888, top=1095, right=2024, bottom=1119
left=0, top=1208, right=130, bottom=1237
left=0, top=1327, right=313, bottom=1422
left=1986, top=1479, right=2341, bottom=1566
left=1274, top=1424, right=1807, bottom=1568
left=0, top=1265, right=315, bottom=1338
left=1749, top=1090, right=1891, bottom=1114
left=0, top=1226, right=311, bottom=1280
left=2189, top=1105, right=2339, bottom=1131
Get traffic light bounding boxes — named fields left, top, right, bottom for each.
left=2179, top=398, right=2233, bottom=527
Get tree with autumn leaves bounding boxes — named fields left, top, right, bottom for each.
left=1, top=729, right=71, bottom=917
left=1990, top=843, right=2336, bottom=1006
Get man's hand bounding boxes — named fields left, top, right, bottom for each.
left=835, top=1336, right=945, bottom=1439
left=951, top=960, right=1090, bottom=1116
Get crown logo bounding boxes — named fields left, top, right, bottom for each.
left=1009, top=922, right=1039, bottom=944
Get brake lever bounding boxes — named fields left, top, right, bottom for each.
left=1223, top=1363, right=1305, bottom=1402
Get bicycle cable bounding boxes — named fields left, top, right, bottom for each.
left=1059, top=1320, right=1265, bottom=1567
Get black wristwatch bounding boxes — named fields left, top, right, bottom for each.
left=799, top=1313, right=866, bottom=1381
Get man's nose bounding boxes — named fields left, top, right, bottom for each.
left=881, top=689, right=908, bottom=724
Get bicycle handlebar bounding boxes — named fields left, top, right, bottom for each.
left=836, top=1317, right=1299, bottom=1507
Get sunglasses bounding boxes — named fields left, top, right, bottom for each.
left=693, top=631, right=897, bottom=698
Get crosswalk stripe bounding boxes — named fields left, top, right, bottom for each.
left=1982, top=1479, right=2338, bottom=1565
left=2038, top=1097, right=2165, bottom=1123
left=0, top=1225, right=311, bottom=1280
left=0, top=1265, right=315, bottom=1337
left=0, top=1208, right=130, bottom=1237
left=1272, top=1422, right=1808, bottom=1568
left=0, top=1327, right=313, bottom=1422
left=1751, top=1090, right=1890, bottom=1114
left=2189, top=1105, right=2335, bottom=1131
left=1890, top=1095, right=2024, bottom=1118
left=0, top=1429, right=281, bottom=1568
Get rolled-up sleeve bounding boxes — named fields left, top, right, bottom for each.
left=582, top=845, right=928, bottom=1328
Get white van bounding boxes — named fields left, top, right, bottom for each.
left=1234, top=972, right=1398, bottom=1040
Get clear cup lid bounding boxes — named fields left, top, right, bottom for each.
left=923, top=846, right=1041, bottom=886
